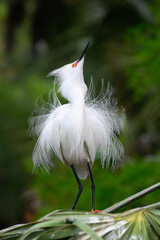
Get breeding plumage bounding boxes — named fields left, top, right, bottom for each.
left=30, top=41, right=125, bottom=211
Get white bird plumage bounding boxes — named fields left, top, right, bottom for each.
left=30, top=51, right=124, bottom=180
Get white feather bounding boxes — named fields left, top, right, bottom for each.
left=29, top=57, right=125, bottom=179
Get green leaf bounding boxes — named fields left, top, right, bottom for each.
left=73, top=219, right=103, bottom=240
left=37, top=225, right=81, bottom=240
left=0, top=208, right=160, bottom=239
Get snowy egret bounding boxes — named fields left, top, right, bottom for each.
left=30, top=41, right=124, bottom=212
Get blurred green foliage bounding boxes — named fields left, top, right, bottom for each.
left=124, top=17, right=160, bottom=145
left=0, top=0, right=159, bottom=229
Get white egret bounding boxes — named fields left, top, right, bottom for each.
left=30, top=41, right=125, bottom=212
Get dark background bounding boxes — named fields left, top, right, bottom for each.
left=0, top=0, right=160, bottom=229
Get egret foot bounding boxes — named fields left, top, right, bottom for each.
left=91, top=209, right=104, bottom=214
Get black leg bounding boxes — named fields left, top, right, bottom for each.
left=71, top=164, right=83, bottom=210
left=87, top=162, right=95, bottom=211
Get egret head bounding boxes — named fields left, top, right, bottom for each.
left=48, top=40, right=91, bottom=101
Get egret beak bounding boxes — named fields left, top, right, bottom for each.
left=72, top=40, right=91, bottom=68
left=78, top=40, right=91, bottom=61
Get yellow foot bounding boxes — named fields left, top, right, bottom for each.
left=91, top=209, right=104, bottom=214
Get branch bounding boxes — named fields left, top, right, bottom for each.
left=142, top=202, right=160, bottom=210
left=103, top=182, right=160, bottom=213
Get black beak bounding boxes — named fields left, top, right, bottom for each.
left=78, top=40, right=91, bottom=61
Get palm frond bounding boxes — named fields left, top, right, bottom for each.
left=0, top=207, right=160, bottom=240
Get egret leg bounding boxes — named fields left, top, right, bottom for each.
left=71, top=164, right=83, bottom=210
left=87, top=162, right=95, bottom=211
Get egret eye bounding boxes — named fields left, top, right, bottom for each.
left=72, top=60, right=78, bottom=68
